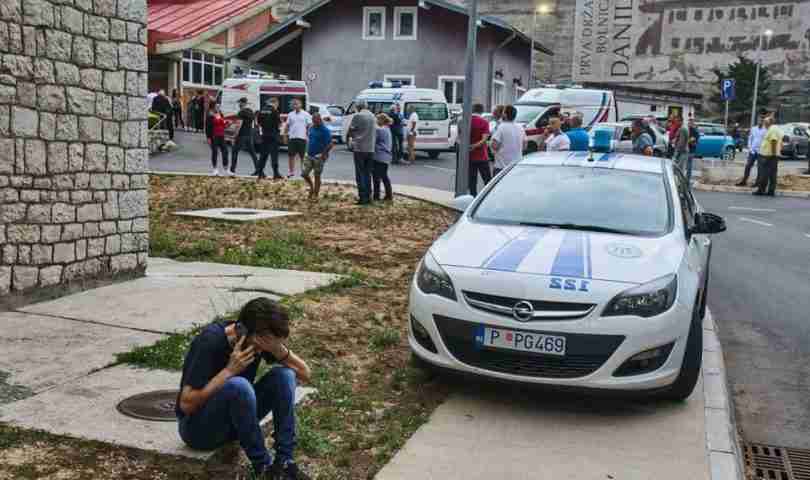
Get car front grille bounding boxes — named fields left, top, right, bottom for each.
left=463, top=291, right=596, bottom=321
left=434, top=315, right=623, bottom=379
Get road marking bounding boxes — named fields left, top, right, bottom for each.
left=729, top=206, right=776, bottom=213
left=739, top=217, right=773, bottom=227
left=419, top=165, right=455, bottom=173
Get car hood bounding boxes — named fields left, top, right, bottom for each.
left=431, top=221, right=683, bottom=285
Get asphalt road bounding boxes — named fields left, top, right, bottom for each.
left=152, top=130, right=810, bottom=451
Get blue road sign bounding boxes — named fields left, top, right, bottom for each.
left=721, top=79, right=736, bottom=101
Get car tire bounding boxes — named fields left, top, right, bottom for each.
left=659, top=303, right=703, bottom=402
left=428, top=151, right=441, bottom=160
left=527, top=142, right=539, bottom=153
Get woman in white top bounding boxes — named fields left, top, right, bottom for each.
left=406, top=106, right=419, bottom=164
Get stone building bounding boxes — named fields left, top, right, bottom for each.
left=0, top=0, right=150, bottom=306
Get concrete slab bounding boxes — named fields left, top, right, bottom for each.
left=174, top=208, right=300, bottom=222
left=376, top=378, right=709, bottom=480
left=705, top=408, right=734, bottom=453
left=0, top=365, right=315, bottom=459
left=0, top=311, right=164, bottom=394
left=709, top=451, right=740, bottom=480
left=20, top=259, right=341, bottom=333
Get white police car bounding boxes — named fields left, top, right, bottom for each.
left=408, top=150, right=726, bottom=400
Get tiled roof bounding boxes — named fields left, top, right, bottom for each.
left=148, top=0, right=268, bottom=40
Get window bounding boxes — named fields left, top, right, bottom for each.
left=346, top=101, right=394, bottom=115
left=404, top=102, right=448, bottom=121
left=363, top=7, right=385, bottom=40
left=439, top=76, right=464, bottom=108
left=384, top=74, right=415, bottom=86
left=673, top=168, right=695, bottom=235
left=259, top=94, right=306, bottom=114
left=472, top=166, right=671, bottom=237
left=492, top=80, right=505, bottom=106
left=182, top=49, right=224, bottom=88
left=394, top=7, right=417, bottom=40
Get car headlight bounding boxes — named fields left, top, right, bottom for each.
left=603, top=274, right=677, bottom=318
left=416, top=252, right=457, bottom=301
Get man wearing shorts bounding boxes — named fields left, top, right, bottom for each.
left=302, top=113, right=333, bottom=200
left=284, top=99, right=312, bottom=178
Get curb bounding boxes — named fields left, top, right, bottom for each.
left=694, top=182, right=810, bottom=199
left=703, top=310, right=744, bottom=480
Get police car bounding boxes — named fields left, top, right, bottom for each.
left=408, top=148, right=726, bottom=400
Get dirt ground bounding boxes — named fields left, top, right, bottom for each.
left=0, top=176, right=457, bottom=480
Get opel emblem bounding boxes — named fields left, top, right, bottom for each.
left=512, top=301, right=534, bottom=322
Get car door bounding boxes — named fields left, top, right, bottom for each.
left=794, top=127, right=809, bottom=156
left=674, top=168, right=709, bottom=288
left=617, top=126, right=633, bottom=152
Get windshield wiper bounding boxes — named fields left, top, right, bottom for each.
left=519, top=222, right=631, bottom=235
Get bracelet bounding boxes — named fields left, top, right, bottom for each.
left=280, top=346, right=291, bottom=363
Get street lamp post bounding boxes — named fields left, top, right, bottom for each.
left=750, top=29, right=773, bottom=128
left=530, top=4, right=550, bottom=88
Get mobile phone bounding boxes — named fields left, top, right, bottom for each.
left=235, top=322, right=248, bottom=341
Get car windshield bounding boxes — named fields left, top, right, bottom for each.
left=405, top=102, right=448, bottom=121
left=472, top=165, right=671, bottom=236
left=514, top=104, right=548, bottom=124
left=327, top=106, right=343, bottom=117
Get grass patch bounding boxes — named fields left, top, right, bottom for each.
left=370, top=327, right=401, bottom=351
left=115, top=325, right=203, bottom=371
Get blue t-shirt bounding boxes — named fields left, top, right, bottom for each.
left=307, top=124, right=332, bottom=157
left=567, top=128, right=589, bottom=151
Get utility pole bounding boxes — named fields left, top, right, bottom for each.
left=455, top=0, right=478, bottom=197
left=750, top=29, right=773, bottom=128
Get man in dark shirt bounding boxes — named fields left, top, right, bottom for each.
left=177, top=298, right=312, bottom=480
left=302, top=113, right=334, bottom=200
left=257, top=97, right=282, bottom=180
left=468, top=103, right=491, bottom=196
left=389, top=104, right=404, bottom=164
left=231, top=97, right=259, bottom=176
left=151, top=89, right=174, bottom=140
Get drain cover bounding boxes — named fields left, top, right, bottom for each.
left=222, top=210, right=260, bottom=215
left=746, top=443, right=810, bottom=480
left=117, top=390, right=179, bottom=422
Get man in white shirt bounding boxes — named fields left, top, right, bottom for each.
left=405, top=106, right=419, bottom=164
left=543, top=117, right=570, bottom=152
left=284, top=99, right=312, bottom=178
left=490, top=105, right=526, bottom=175
left=737, top=117, right=767, bottom=187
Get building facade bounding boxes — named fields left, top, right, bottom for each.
left=1, top=0, right=150, bottom=305
left=229, top=0, right=550, bottom=108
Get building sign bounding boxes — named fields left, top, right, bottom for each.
left=573, top=0, right=810, bottom=83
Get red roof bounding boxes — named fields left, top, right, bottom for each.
left=148, top=0, right=268, bottom=44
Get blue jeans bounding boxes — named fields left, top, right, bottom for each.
left=685, top=153, right=693, bottom=185
left=354, top=151, right=374, bottom=203
left=178, top=367, right=297, bottom=472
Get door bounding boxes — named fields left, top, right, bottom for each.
left=674, top=168, right=709, bottom=283
left=405, top=101, right=450, bottom=150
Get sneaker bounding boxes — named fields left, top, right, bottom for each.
left=269, top=460, right=311, bottom=480
left=287, top=173, right=295, bottom=179
left=735, top=181, right=746, bottom=187
left=212, top=168, right=220, bottom=176
left=227, top=170, right=235, bottom=177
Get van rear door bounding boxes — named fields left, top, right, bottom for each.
left=406, top=101, right=449, bottom=149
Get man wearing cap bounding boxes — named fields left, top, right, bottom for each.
left=231, top=97, right=259, bottom=176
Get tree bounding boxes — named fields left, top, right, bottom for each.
left=711, top=56, right=772, bottom=124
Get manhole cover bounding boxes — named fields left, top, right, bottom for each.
left=221, top=210, right=260, bottom=215
left=117, top=390, right=179, bottom=422
left=745, top=443, right=810, bottom=480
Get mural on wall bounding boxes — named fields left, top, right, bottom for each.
left=573, top=0, right=810, bottom=83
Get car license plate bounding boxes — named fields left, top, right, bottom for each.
left=419, top=129, right=436, bottom=135
left=475, top=326, right=566, bottom=356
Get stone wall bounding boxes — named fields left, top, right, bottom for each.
left=0, top=0, right=149, bottom=303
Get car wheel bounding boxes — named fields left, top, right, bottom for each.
left=659, top=303, right=703, bottom=402
left=428, top=151, right=441, bottom=160
left=527, top=142, right=539, bottom=153
left=722, top=147, right=734, bottom=162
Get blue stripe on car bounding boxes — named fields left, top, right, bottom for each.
left=550, top=231, right=587, bottom=278
left=484, top=229, right=548, bottom=271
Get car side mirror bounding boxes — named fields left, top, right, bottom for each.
left=450, top=194, right=475, bottom=212
left=691, top=212, right=726, bottom=235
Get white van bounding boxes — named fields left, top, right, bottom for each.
left=218, top=75, right=309, bottom=144
left=342, top=82, right=453, bottom=159
left=514, top=86, right=617, bottom=152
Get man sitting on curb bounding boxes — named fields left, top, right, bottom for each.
left=176, top=297, right=312, bottom=480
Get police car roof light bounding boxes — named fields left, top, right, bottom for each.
left=368, top=80, right=402, bottom=89
left=590, top=128, right=614, bottom=154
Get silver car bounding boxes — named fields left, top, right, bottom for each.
left=308, top=102, right=345, bottom=143
left=777, top=124, right=809, bottom=159
left=591, top=122, right=668, bottom=157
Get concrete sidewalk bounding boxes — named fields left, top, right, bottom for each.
left=376, top=312, right=740, bottom=480
left=0, top=258, right=333, bottom=457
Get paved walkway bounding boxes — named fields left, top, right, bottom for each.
left=0, top=258, right=331, bottom=457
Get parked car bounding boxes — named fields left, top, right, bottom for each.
left=409, top=150, right=726, bottom=401
left=309, top=102, right=345, bottom=143
left=590, top=122, right=668, bottom=156
left=693, top=123, right=736, bottom=161
left=776, top=124, right=809, bottom=159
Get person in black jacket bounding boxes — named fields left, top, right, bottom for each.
left=152, top=90, right=174, bottom=140
left=172, top=89, right=185, bottom=130
left=231, top=97, right=258, bottom=176
left=257, top=97, right=282, bottom=180
left=389, top=104, right=404, bottom=164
